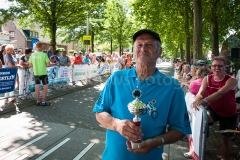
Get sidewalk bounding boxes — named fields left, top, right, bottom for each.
left=1, top=64, right=240, bottom=160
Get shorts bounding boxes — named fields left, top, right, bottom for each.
left=207, top=106, right=237, bottom=138
left=34, top=75, right=48, bottom=85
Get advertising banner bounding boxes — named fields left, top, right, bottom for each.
left=72, top=64, right=88, bottom=81
left=28, top=66, right=70, bottom=90
left=0, top=68, right=17, bottom=94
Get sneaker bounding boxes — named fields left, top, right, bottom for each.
left=36, top=101, right=41, bottom=106
left=183, top=152, right=192, bottom=159
left=41, top=102, right=51, bottom=106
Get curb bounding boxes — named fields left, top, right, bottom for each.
left=0, top=77, right=108, bottom=115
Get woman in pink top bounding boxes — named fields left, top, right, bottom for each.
left=189, top=67, right=211, bottom=96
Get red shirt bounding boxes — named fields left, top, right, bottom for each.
left=207, top=74, right=237, bottom=117
left=73, top=57, right=82, bottom=64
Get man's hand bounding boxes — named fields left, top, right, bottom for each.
left=126, top=138, right=155, bottom=155
left=115, top=120, right=143, bottom=142
left=193, top=99, right=206, bottom=110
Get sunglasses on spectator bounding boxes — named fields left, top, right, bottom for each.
left=211, top=65, right=224, bottom=68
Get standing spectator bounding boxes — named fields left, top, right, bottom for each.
left=59, top=51, right=70, bottom=66
left=47, top=45, right=54, bottom=59
left=3, top=44, right=18, bottom=104
left=18, top=48, right=32, bottom=99
left=193, top=56, right=238, bottom=160
left=93, top=29, right=191, bottom=159
left=53, top=50, right=60, bottom=62
left=16, top=49, right=23, bottom=64
left=183, top=68, right=211, bottom=159
left=125, top=54, right=132, bottom=69
left=73, top=53, right=83, bottom=64
left=0, top=44, right=6, bottom=67
left=29, top=42, right=51, bottom=106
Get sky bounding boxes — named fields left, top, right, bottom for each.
left=0, top=0, right=11, bottom=9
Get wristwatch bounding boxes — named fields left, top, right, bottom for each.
left=156, top=136, right=164, bottom=148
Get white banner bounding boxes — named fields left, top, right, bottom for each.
left=72, top=64, right=88, bottom=81
left=185, top=92, right=203, bottom=160
left=88, top=64, right=98, bottom=78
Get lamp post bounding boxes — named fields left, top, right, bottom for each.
left=86, top=13, right=89, bottom=54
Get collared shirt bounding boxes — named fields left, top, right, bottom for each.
left=93, top=68, right=191, bottom=160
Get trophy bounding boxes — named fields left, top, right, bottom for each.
left=127, top=97, right=145, bottom=149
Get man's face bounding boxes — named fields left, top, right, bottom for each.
left=211, top=60, right=225, bottom=75
left=133, top=34, right=161, bottom=65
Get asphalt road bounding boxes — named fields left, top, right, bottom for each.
left=0, top=62, right=188, bottom=160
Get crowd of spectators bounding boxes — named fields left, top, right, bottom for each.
left=172, top=56, right=240, bottom=160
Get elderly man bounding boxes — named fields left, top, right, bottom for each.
left=193, top=56, right=238, bottom=160
left=93, top=29, right=191, bottom=160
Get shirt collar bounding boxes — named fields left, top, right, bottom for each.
left=128, top=67, right=162, bottom=85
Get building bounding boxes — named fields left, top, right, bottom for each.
left=0, top=19, right=68, bottom=52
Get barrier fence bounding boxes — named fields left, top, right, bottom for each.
left=185, top=92, right=208, bottom=160
left=0, top=62, right=119, bottom=98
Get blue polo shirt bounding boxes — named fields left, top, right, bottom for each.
left=83, top=57, right=90, bottom=64
left=93, top=68, right=191, bottom=160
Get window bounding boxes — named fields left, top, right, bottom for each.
left=10, top=31, right=15, bottom=38
left=0, top=26, right=2, bottom=32
left=30, top=31, right=33, bottom=37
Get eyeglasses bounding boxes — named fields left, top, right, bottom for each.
left=211, top=65, right=224, bottom=68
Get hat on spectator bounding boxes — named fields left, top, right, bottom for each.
left=133, top=29, right=161, bottom=43
left=197, top=60, right=206, bottom=65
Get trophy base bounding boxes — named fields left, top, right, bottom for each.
left=130, top=141, right=142, bottom=149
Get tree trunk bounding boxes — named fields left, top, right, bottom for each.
left=193, top=0, right=202, bottom=59
left=91, top=31, right=94, bottom=52
left=51, top=21, right=57, bottom=51
left=110, top=37, right=113, bottom=55
left=185, top=1, right=191, bottom=63
left=180, top=44, right=183, bottom=60
left=210, top=0, right=220, bottom=56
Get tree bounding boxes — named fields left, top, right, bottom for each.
left=193, top=0, right=202, bottom=59
left=0, top=0, right=105, bottom=50
left=99, top=0, right=132, bottom=55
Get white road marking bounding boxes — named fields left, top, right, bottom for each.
left=0, top=129, right=26, bottom=143
left=36, top=138, right=71, bottom=160
left=73, top=143, right=95, bottom=160
left=15, top=154, right=29, bottom=160
left=0, top=134, right=48, bottom=160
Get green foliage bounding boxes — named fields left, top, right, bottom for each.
left=56, top=47, right=65, bottom=52
left=0, top=0, right=106, bottom=50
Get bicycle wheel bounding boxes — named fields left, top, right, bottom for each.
left=151, top=111, right=158, bottom=119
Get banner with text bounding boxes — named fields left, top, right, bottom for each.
left=0, top=68, right=17, bottom=94
left=28, top=66, right=70, bottom=90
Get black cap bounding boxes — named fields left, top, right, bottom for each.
left=133, top=29, right=161, bottom=43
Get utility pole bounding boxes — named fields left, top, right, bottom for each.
left=86, top=13, right=89, bottom=54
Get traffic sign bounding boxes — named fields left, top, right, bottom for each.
left=83, top=35, right=91, bottom=46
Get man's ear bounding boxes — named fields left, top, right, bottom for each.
left=158, top=48, right=162, bottom=57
